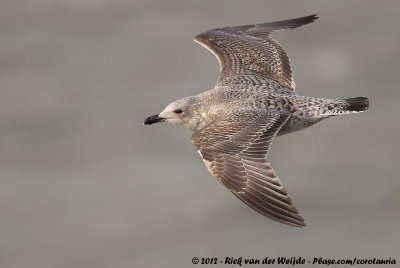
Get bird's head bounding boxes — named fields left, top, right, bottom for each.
left=144, top=96, right=201, bottom=131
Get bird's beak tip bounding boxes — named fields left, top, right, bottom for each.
left=144, top=114, right=165, bottom=125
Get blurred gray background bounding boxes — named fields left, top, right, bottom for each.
left=1, top=1, right=399, bottom=267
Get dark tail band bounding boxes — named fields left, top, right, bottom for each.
left=345, top=97, right=370, bottom=112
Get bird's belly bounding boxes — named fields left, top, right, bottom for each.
left=277, top=113, right=323, bottom=136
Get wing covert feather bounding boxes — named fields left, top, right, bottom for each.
left=191, top=110, right=305, bottom=227
left=194, top=15, right=318, bottom=90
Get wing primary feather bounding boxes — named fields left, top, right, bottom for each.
left=192, top=111, right=306, bottom=227
left=246, top=14, right=318, bottom=35
left=194, top=15, right=317, bottom=90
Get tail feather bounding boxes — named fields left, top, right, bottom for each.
left=345, top=97, right=370, bottom=112
left=320, top=96, right=370, bottom=116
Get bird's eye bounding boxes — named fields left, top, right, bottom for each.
left=174, top=108, right=183, bottom=114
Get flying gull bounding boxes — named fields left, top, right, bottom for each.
left=144, top=15, right=369, bottom=227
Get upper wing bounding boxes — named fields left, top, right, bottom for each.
left=194, top=15, right=318, bottom=90
left=191, top=110, right=305, bottom=227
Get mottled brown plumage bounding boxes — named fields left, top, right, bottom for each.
left=144, top=15, right=369, bottom=227
left=191, top=111, right=305, bottom=226
left=194, top=15, right=317, bottom=90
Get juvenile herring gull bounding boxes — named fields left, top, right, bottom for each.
left=144, top=15, right=369, bottom=227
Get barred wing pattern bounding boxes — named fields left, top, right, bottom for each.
left=191, top=110, right=305, bottom=227
left=194, top=15, right=317, bottom=90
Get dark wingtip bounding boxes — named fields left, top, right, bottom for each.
left=245, top=14, right=319, bottom=35
left=345, top=97, right=370, bottom=112
left=306, top=14, right=319, bottom=22
left=292, top=14, right=318, bottom=22
left=280, top=14, right=319, bottom=28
